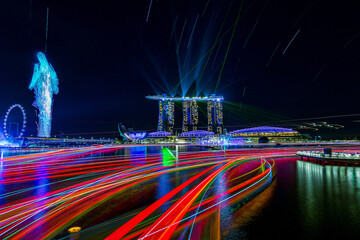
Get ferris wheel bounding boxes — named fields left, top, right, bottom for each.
left=3, top=104, right=27, bottom=138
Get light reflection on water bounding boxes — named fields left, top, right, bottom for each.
left=296, top=161, right=360, bottom=239
left=222, top=159, right=360, bottom=240
left=34, top=161, right=50, bottom=235
left=222, top=180, right=277, bottom=239
left=0, top=152, right=4, bottom=205
left=6, top=148, right=358, bottom=239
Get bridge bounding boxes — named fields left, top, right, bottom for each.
left=23, top=137, right=115, bottom=147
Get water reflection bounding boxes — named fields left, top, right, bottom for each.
left=297, top=161, right=360, bottom=239
left=0, top=149, right=4, bottom=205
left=34, top=160, right=50, bottom=235
left=127, top=146, right=147, bottom=164
left=156, top=171, right=172, bottom=212
left=221, top=180, right=277, bottom=239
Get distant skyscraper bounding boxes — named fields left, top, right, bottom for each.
left=182, top=101, right=189, bottom=133
left=157, top=100, right=164, bottom=132
left=182, top=100, right=199, bottom=132
left=215, top=100, right=223, bottom=134
left=207, top=101, right=214, bottom=133
left=166, top=101, right=175, bottom=133
left=190, top=100, right=198, bottom=131
left=157, top=95, right=174, bottom=134
left=207, top=97, right=223, bottom=134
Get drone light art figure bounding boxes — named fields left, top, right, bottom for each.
left=29, top=52, right=59, bottom=137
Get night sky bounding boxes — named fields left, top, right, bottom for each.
left=0, top=0, right=359, bottom=137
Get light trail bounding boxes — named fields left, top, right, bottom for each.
left=1, top=145, right=358, bottom=239
left=173, top=0, right=237, bottom=95
left=186, top=14, right=199, bottom=49
left=168, top=15, right=178, bottom=45
left=243, top=20, right=258, bottom=49
left=45, top=7, right=49, bottom=52
left=312, top=63, right=326, bottom=82
left=266, top=42, right=281, bottom=67
left=202, top=0, right=211, bottom=17
left=291, top=1, right=314, bottom=28
left=176, top=20, right=187, bottom=54
left=29, top=0, right=32, bottom=36
left=211, top=41, right=222, bottom=69
left=138, top=161, right=273, bottom=240
left=215, top=0, right=245, bottom=93
left=282, top=29, right=300, bottom=55
left=343, top=31, right=360, bottom=48
left=145, top=0, right=153, bottom=23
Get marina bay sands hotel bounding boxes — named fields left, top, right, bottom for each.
left=146, top=94, right=223, bottom=134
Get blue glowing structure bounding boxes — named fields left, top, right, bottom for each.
left=229, top=126, right=298, bottom=137
left=29, top=52, right=59, bottom=138
left=196, top=135, right=245, bottom=146
left=124, top=132, right=148, bottom=141
left=148, top=131, right=172, bottom=138
left=179, top=130, right=214, bottom=138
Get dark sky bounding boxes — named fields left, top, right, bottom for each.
left=0, top=0, right=359, bottom=137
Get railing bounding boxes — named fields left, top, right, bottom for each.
left=297, top=151, right=360, bottom=160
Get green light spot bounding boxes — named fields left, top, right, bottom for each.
left=162, top=147, right=176, bottom=167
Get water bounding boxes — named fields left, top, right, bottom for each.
left=72, top=151, right=360, bottom=239
left=1, top=146, right=360, bottom=239
left=228, top=158, right=360, bottom=239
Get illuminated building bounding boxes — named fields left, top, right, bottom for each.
left=148, top=131, right=172, bottom=137
left=182, top=100, right=198, bottom=133
left=124, top=131, right=147, bottom=141
left=229, top=126, right=300, bottom=143
left=156, top=96, right=175, bottom=134
left=229, top=126, right=299, bottom=137
left=146, top=94, right=223, bottom=134
left=207, top=101, right=213, bottom=132
left=167, top=100, right=175, bottom=133
left=29, top=52, right=59, bottom=138
left=179, top=130, right=214, bottom=138
left=196, top=135, right=245, bottom=146
left=190, top=101, right=198, bottom=131
left=207, top=95, right=223, bottom=134
left=215, top=100, right=223, bottom=134
left=182, top=101, right=189, bottom=133
left=157, top=100, right=164, bottom=131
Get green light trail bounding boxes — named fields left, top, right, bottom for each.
left=214, top=0, right=244, bottom=93
left=193, top=0, right=236, bottom=96
left=162, top=147, right=176, bottom=167
left=170, top=0, right=261, bottom=96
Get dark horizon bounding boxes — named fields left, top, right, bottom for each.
left=0, top=0, right=359, bottom=137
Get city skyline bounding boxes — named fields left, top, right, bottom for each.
left=1, top=1, right=360, bottom=239
left=0, top=0, right=358, bottom=137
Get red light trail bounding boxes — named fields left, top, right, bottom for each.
left=0, top=144, right=358, bottom=239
